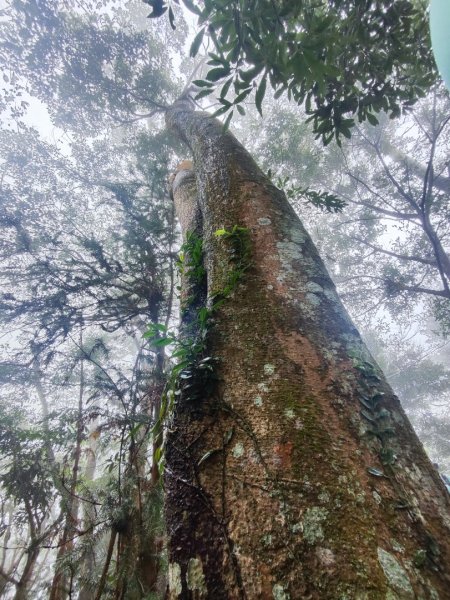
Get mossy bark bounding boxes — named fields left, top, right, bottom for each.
left=164, top=98, right=450, bottom=600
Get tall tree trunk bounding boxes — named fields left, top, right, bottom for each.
left=164, top=98, right=450, bottom=599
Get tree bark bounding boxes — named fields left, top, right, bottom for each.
left=50, top=353, right=84, bottom=600
left=164, top=99, right=450, bottom=599
left=77, top=430, right=98, bottom=600
left=13, top=546, right=39, bottom=600
left=94, top=529, right=117, bottom=600
left=114, top=360, right=166, bottom=599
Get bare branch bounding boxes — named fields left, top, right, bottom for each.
left=348, top=235, right=437, bottom=267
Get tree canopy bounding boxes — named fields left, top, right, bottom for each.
left=151, top=0, right=437, bottom=143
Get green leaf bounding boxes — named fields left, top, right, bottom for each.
left=171, top=360, right=190, bottom=375
left=190, top=28, right=205, bottom=58
left=199, top=356, right=215, bottom=365
left=212, top=105, right=230, bottom=117
left=360, top=409, right=376, bottom=423
left=147, top=3, right=167, bottom=18
left=359, top=396, right=374, bottom=411
left=206, top=66, right=230, bottom=82
left=153, top=337, right=174, bottom=347
left=208, top=53, right=227, bottom=66
left=233, top=88, right=252, bottom=104
left=197, top=306, right=210, bottom=325
left=193, top=79, right=213, bottom=88
left=340, top=127, right=352, bottom=139
left=222, top=110, right=233, bottom=132
left=195, top=88, right=214, bottom=100
left=367, top=467, right=385, bottom=477
left=323, top=133, right=334, bottom=146
left=168, top=6, right=176, bottom=30
left=236, top=104, right=245, bottom=116
left=143, top=323, right=168, bottom=338
left=238, top=63, right=264, bottom=83
left=154, top=446, right=162, bottom=463
left=366, top=112, right=379, bottom=126
left=220, top=78, right=233, bottom=99
left=255, top=75, right=267, bottom=116
left=198, top=448, right=220, bottom=466
left=214, top=228, right=228, bottom=236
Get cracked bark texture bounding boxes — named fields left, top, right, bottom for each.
left=164, top=98, right=450, bottom=600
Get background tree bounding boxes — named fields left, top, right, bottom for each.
left=0, top=2, right=182, bottom=591
left=319, top=86, right=450, bottom=334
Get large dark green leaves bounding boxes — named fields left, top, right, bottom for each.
left=149, top=0, right=437, bottom=144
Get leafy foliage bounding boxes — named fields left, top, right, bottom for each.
left=0, top=405, right=56, bottom=518
left=213, top=225, right=252, bottom=298
left=154, top=0, right=436, bottom=143
left=270, top=173, right=346, bottom=213
left=0, top=0, right=182, bottom=129
left=144, top=225, right=252, bottom=473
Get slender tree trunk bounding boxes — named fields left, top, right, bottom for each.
left=114, top=360, right=166, bottom=599
left=164, top=98, right=450, bottom=599
left=13, top=546, right=39, bottom=600
left=0, top=504, right=23, bottom=596
left=50, top=345, right=84, bottom=600
left=94, top=529, right=117, bottom=600
left=77, top=429, right=99, bottom=600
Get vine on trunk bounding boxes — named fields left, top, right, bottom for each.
left=144, top=225, right=251, bottom=473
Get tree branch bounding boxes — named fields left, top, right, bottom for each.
left=348, top=235, right=437, bottom=267
left=0, top=565, right=19, bottom=586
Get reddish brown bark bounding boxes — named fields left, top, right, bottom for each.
left=164, top=98, right=450, bottom=599
left=94, top=529, right=117, bottom=600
